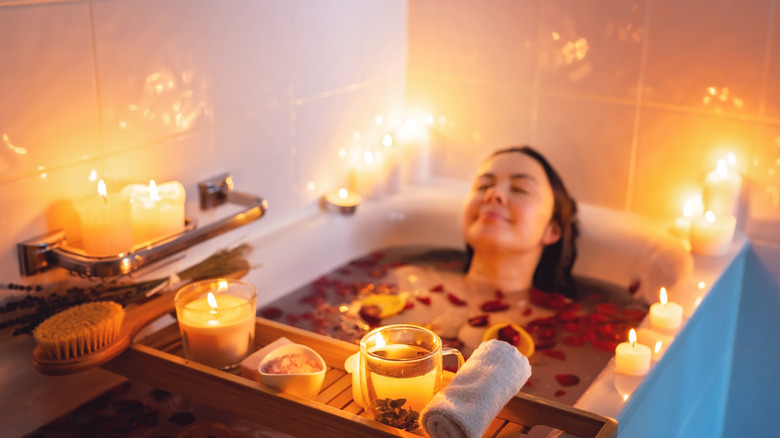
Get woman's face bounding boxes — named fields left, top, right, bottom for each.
left=462, top=152, right=560, bottom=254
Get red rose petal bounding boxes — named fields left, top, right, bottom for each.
left=529, top=317, right=557, bottom=328
left=563, top=322, right=583, bottom=333
left=539, top=350, right=566, bottom=360
left=628, top=279, right=641, bottom=295
left=556, top=311, right=578, bottom=322
left=497, top=325, right=521, bottom=346
left=495, top=289, right=505, bottom=300
left=468, top=314, right=490, bottom=327
left=524, top=379, right=533, bottom=387
left=596, top=303, right=619, bottom=315
left=447, top=293, right=467, bottom=306
left=586, top=313, right=608, bottom=324
left=555, top=374, right=580, bottom=387
left=339, top=268, right=352, bottom=275
left=416, top=296, right=432, bottom=306
left=403, top=302, right=415, bottom=310
left=522, top=308, right=533, bottom=317
left=261, top=307, right=283, bottom=319
left=480, top=300, right=510, bottom=312
left=430, top=284, right=445, bottom=293
left=561, top=335, right=586, bottom=347
left=554, top=389, right=567, bottom=397
left=285, top=314, right=299, bottom=324
left=536, top=328, right=557, bottom=340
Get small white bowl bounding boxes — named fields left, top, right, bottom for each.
left=258, top=344, right=326, bottom=400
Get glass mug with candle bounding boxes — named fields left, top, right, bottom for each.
left=359, top=324, right=464, bottom=421
left=175, top=279, right=257, bottom=370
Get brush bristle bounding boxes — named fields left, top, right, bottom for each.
left=33, top=301, right=125, bottom=360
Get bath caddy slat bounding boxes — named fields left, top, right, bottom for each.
left=101, top=317, right=617, bottom=438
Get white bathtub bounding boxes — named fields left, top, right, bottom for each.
left=3, top=179, right=739, bottom=436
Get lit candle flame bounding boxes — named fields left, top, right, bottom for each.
left=705, top=210, right=716, bottom=224
left=629, top=328, right=637, bottom=348
left=207, top=292, right=218, bottom=313
left=654, top=341, right=663, bottom=354
left=716, top=159, right=728, bottom=177
left=363, top=150, right=374, bottom=166
left=660, top=287, right=668, bottom=305
left=97, top=179, right=108, bottom=205
left=382, top=134, right=393, bottom=147
left=338, top=188, right=348, bottom=200
left=727, top=152, right=736, bottom=167
left=697, top=281, right=706, bottom=289
left=683, top=200, right=694, bottom=218
left=149, top=179, right=160, bottom=201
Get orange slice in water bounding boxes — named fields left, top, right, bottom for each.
left=482, top=323, right=535, bottom=357
left=360, top=294, right=408, bottom=319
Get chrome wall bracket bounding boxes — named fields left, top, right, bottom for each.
left=17, top=173, right=267, bottom=278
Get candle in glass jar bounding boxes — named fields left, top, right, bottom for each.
left=649, top=287, right=684, bottom=331
left=690, top=210, right=736, bottom=256
left=615, top=329, right=651, bottom=376
left=175, top=279, right=257, bottom=369
left=76, top=179, right=133, bottom=256
left=121, top=180, right=185, bottom=246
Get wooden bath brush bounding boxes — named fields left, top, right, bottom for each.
left=32, top=291, right=180, bottom=375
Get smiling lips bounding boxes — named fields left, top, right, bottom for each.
left=479, top=209, right=510, bottom=223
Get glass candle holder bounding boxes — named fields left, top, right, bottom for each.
left=174, top=278, right=257, bottom=370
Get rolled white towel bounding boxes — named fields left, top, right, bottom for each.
left=421, top=339, right=531, bottom=438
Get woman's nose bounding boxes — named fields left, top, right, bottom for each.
left=485, top=185, right=507, bottom=205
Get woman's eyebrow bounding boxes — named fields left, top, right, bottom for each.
left=510, top=173, right=539, bottom=185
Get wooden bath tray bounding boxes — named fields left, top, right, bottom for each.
left=101, top=318, right=617, bottom=438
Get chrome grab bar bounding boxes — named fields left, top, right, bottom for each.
left=17, top=173, right=267, bottom=278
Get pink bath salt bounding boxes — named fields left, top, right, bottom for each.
left=263, top=353, right=323, bottom=374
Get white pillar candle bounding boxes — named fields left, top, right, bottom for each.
left=615, top=329, right=651, bottom=376
left=121, top=180, right=186, bottom=246
left=350, top=149, right=386, bottom=200
left=702, top=156, right=742, bottom=216
left=382, top=134, right=401, bottom=195
left=395, top=117, right=431, bottom=184
left=690, top=210, right=736, bottom=256
left=175, top=279, right=257, bottom=369
left=649, top=287, right=684, bottom=331
left=76, top=180, right=133, bottom=256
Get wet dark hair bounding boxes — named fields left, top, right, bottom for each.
left=464, top=146, right=580, bottom=298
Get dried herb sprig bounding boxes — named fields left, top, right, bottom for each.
left=372, top=398, right=420, bottom=432
left=0, top=243, right=255, bottom=336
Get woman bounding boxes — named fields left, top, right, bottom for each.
left=462, top=146, right=579, bottom=298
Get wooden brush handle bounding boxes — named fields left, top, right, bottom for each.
left=32, top=290, right=179, bottom=375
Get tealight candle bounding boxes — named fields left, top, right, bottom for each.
left=615, top=329, right=651, bottom=376
left=636, top=328, right=673, bottom=362
left=702, top=155, right=742, bottom=216
left=649, top=287, right=684, bottom=331
left=121, top=180, right=186, bottom=246
left=76, top=180, right=133, bottom=256
left=690, top=210, right=736, bottom=256
left=323, top=188, right=362, bottom=215
left=175, top=279, right=257, bottom=369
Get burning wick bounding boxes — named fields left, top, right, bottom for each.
left=97, top=179, right=108, bottom=205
